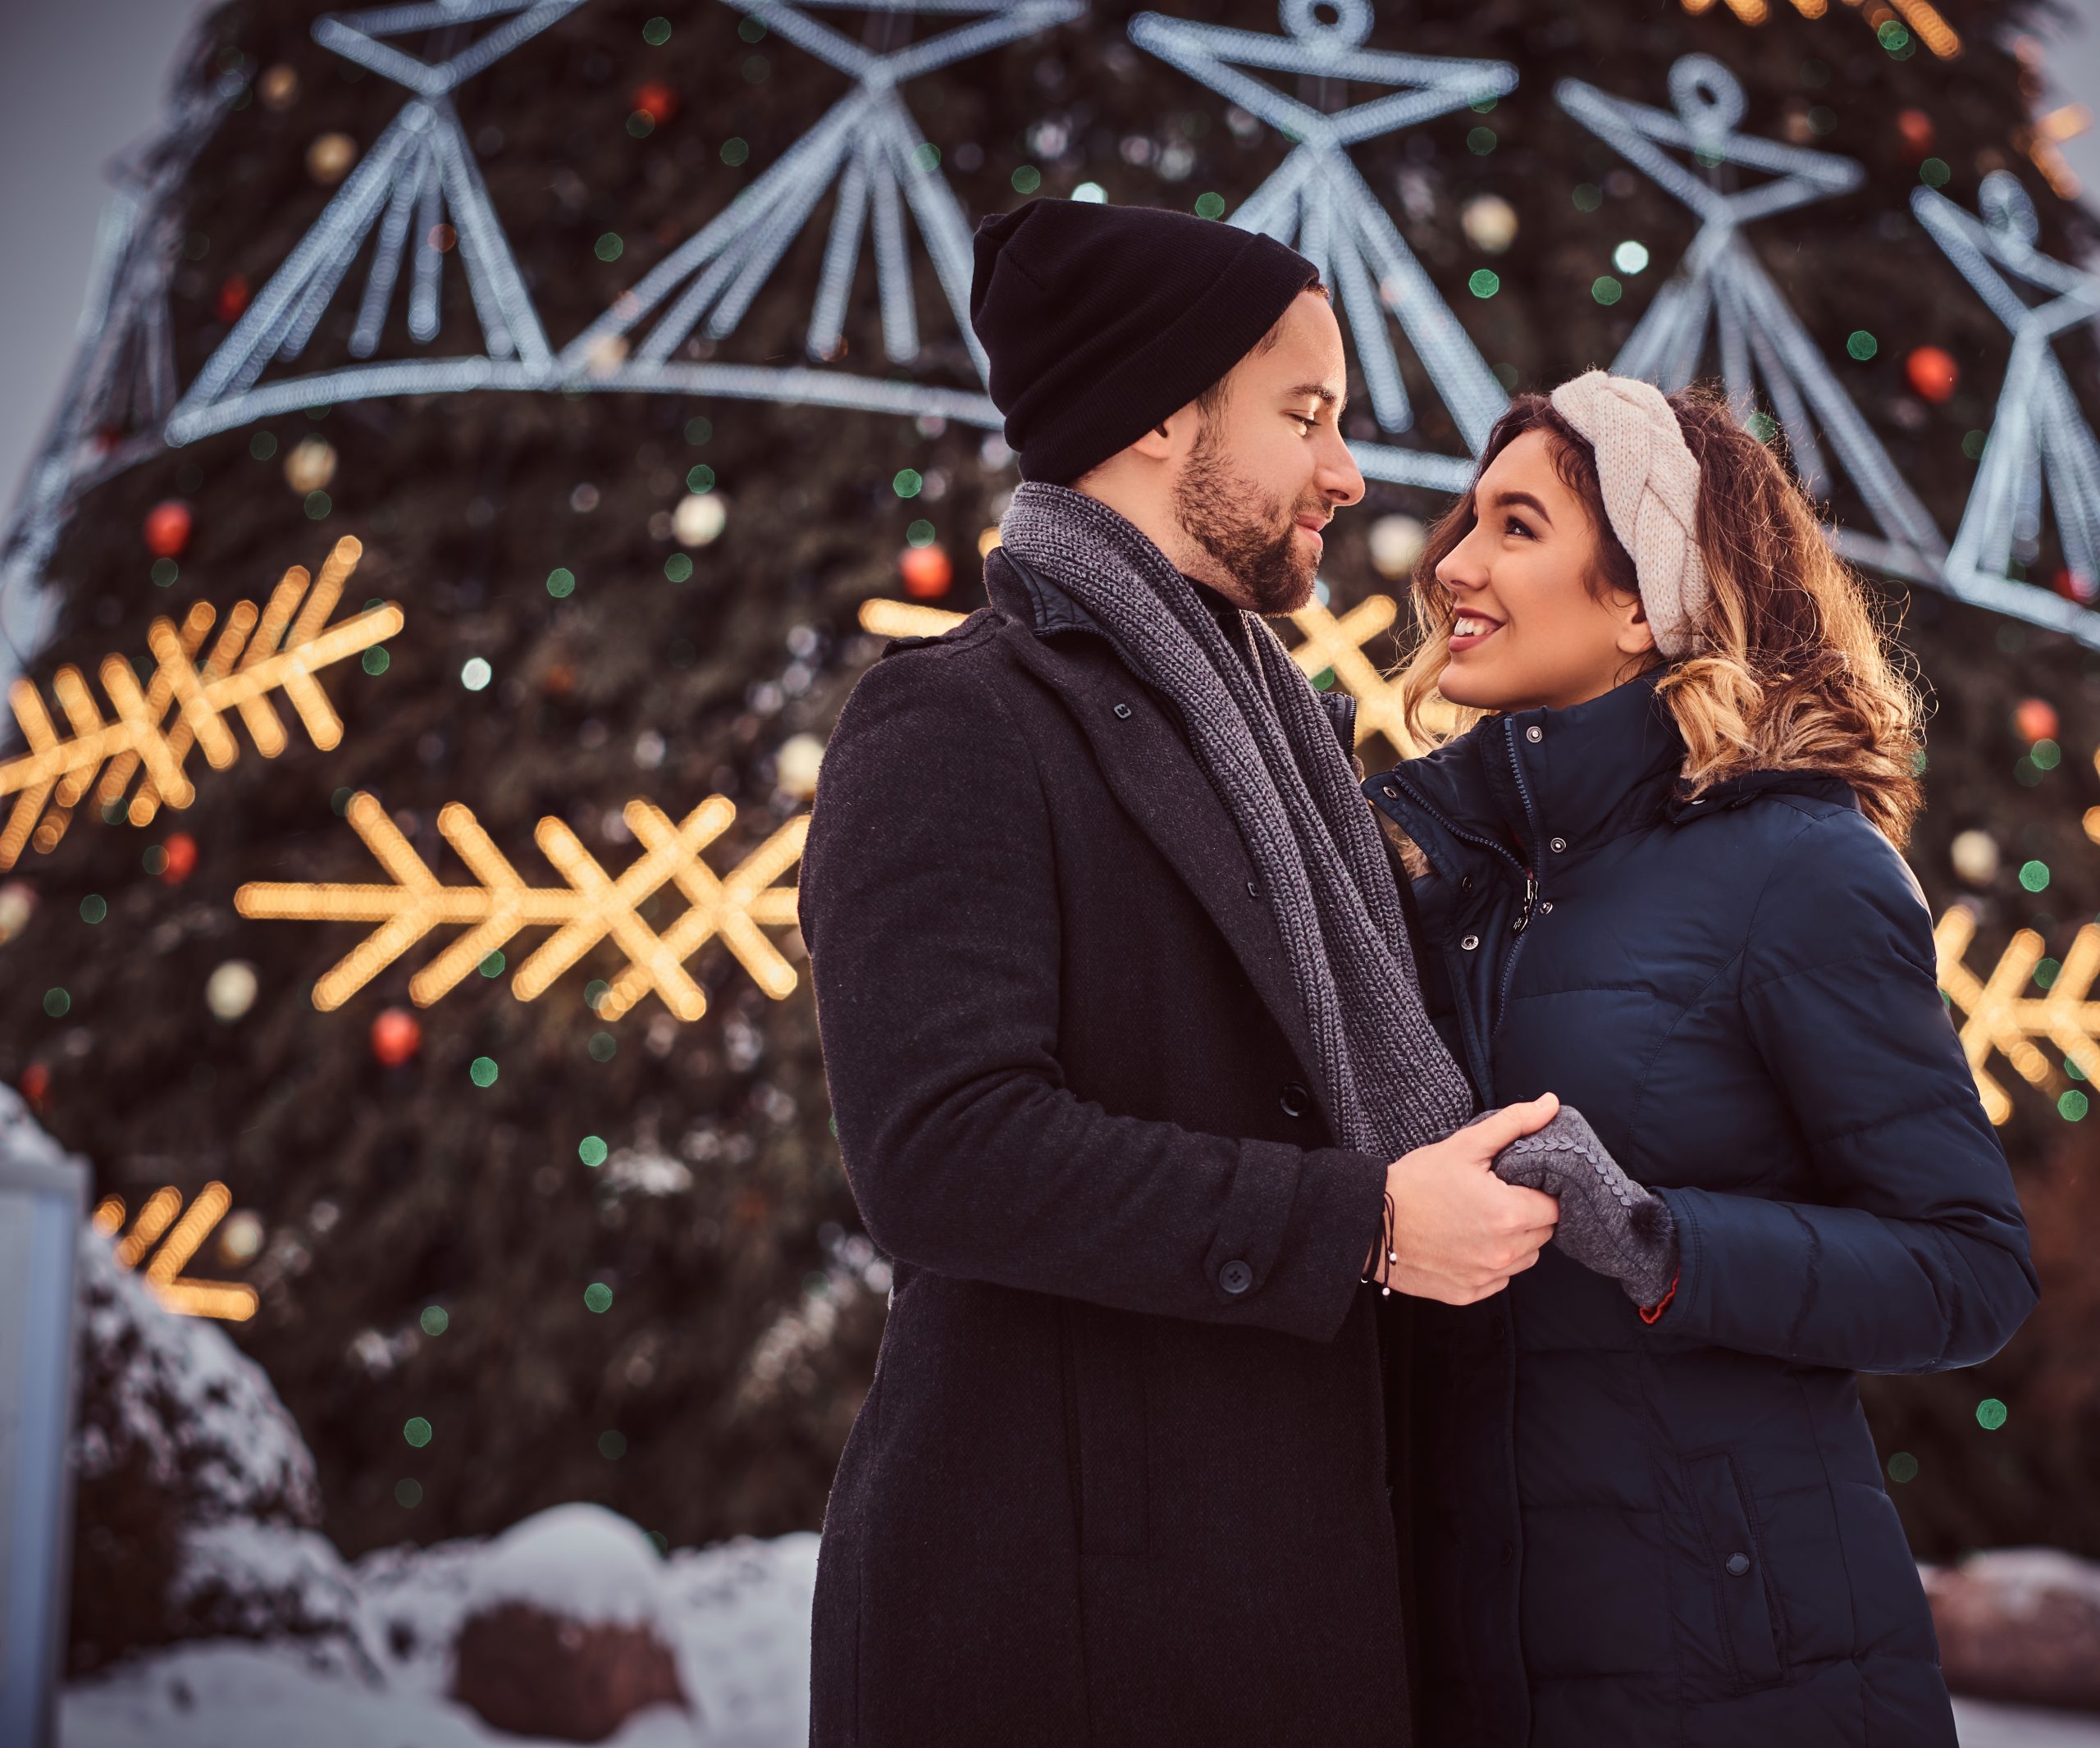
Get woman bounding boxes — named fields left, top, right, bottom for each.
left=1362, top=370, right=2038, bottom=1746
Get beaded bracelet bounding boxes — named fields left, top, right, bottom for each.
left=1360, top=1184, right=1398, bottom=1295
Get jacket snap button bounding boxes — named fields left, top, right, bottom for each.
left=1246, top=879, right=1259, bottom=899
left=1525, top=725, right=1542, bottom=743
left=1382, top=784, right=1398, bottom=799
left=1499, top=1541, right=1514, bottom=1566
left=1219, top=1259, right=1253, bottom=1294
left=1550, top=836, right=1568, bottom=854
left=1460, top=874, right=1473, bottom=892
left=1112, top=702, right=1133, bottom=719
left=1725, top=1552, right=1751, bottom=1577
left=1460, top=933, right=1481, bottom=952
left=1279, top=1082, right=1311, bottom=1118
left=1539, top=900, right=1554, bottom=915
left=1487, top=1317, right=1505, bottom=1340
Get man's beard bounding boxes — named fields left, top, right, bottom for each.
left=1169, top=421, right=1320, bottom=615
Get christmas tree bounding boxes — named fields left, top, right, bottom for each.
left=7, top=0, right=2100, bottom=1669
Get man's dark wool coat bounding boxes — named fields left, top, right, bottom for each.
left=798, top=545, right=1426, bottom=1746
left=1367, top=671, right=2040, bottom=1748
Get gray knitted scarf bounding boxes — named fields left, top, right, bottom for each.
left=999, top=481, right=1476, bottom=1160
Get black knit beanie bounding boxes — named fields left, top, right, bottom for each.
left=970, top=199, right=1322, bottom=485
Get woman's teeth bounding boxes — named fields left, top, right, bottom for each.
left=1453, top=615, right=1495, bottom=637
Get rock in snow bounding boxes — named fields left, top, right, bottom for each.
left=452, top=1505, right=689, bottom=1741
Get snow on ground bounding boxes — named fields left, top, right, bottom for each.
left=62, top=1531, right=818, bottom=1748
left=59, top=1523, right=2100, bottom=1747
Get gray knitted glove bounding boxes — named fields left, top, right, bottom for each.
left=1477, top=1107, right=1680, bottom=1308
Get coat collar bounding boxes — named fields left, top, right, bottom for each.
left=1366, top=669, right=1864, bottom=869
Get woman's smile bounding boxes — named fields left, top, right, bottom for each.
left=1448, top=609, right=1504, bottom=652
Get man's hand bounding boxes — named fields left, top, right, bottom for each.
left=1364, top=1094, right=1564, bottom=1305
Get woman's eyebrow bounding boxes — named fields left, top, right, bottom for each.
left=1482, top=487, right=1554, bottom=528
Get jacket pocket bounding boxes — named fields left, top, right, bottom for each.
left=1683, top=1449, right=1786, bottom=1689
left=1060, top=1298, right=1148, bottom=1555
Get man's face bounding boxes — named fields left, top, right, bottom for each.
left=1169, top=290, right=1365, bottom=615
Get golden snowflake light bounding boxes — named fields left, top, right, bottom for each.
left=235, top=791, right=807, bottom=1021
left=1933, top=906, right=2100, bottom=1126
left=0, top=536, right=398, bottom=868
left=91, top=1183, right=258, bottom=1321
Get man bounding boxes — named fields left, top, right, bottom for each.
left=798, top=199, right=1561, bottom=1745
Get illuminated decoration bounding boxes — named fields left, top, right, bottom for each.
left=1933, top=906, right=2100, bottom=1127
left=90, top=1183, right=259, bottom=1321
left=0, top=29, right=242, bottom=665
left=559, top=0, right=1080, bottom=423
left=1912, top=172, right=2100, bottom=644
left=0, top=537, right=398, bottom=869
left=235, top=791, right=808, bottom=1021
left=859, top=590, right=1455, bottom=758
left=1557, top=57, right=1951, bottom=602
left=1130, top=0, right=1514, bottom=491
left=1674, top=0, right=1961, bottom=62
left=165, top=0, right=580, bottom=445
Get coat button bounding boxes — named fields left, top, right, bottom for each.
left=1460, top=933, right=1481, bottom=952
left=1725, top=1552, right=1751, bottom=1577
left=1279, top=1082, right=1312, bottom=1118
left=1219, top=1259, right=1254, bottom=1294
left=1525, top=725, right=1543, bottom=743
left=1487, top=1316, right=1505, bottom=1340
left=1499, top=1541, right=1515, bottom=1566
left=1538, top=900, right=1554, bottom=915
left=1112, top=702, right=1133, bottom=719
left=1550, top=836, right=1568, bottom=853
left=1460, top=874, right=1473, bottom=892
left=1246, top=879, right=1259, bottom=899
left=1381, top=783, right=1398, bottom=799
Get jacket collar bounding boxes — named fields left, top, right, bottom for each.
left=1368, top=670, right=1865, bottom=865
left=1383, top=670, right=1686, bottom=860
left=985, top=544, right=1106, bottom=638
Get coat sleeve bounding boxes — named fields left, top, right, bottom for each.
left=797, top=634, right=1391, bottom=1344
left=1651, top=806, right=2039, bottom=1372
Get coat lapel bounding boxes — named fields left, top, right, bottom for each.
left=985, top=552, right=1322, bottom=1093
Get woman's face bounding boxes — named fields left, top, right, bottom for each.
left=1432, top=428, right=1657, bottom=714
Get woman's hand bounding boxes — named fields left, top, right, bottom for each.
left=1485, top=1106, right=1679, bottom=1308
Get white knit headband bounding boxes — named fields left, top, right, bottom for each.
left=1545, top=368, right=1707, bottom=659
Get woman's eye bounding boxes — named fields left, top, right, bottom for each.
left=1292, top=414, right=1316, bottom=432
left=1505, top=517, right=1532, bottom=537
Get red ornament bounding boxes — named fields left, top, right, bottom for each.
left=633, top=81, right=678, bottom=124
left=2015, top=697, right=2060, bottom=744
left=2054, top=568, right=2098, bottom=604
left=1897, top=108, right=1936, bottom=162
left=159, top=831, right=199, bottom=886
left=18, top=1062, right=49, bottom=1111
left=216, top=272, right=251, bottom=323
left=901, top=543, right=953, bottom=600
left=1905, top=345, right=1958, bottom=404
left=144, top=500, right=193, bottom=558
left=371, top=1006, right=423, bottom=1067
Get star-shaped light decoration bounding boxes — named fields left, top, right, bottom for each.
left=0, top=537, right=398, bottom=869
left=167, top=0, right=578, bottom=445
left=1933, top=906, right=2100, bottom=1127
left=1130, top=0, right=1513, bottom=492
left=1912, top=171, right=2100, bottom=648
left=562, top=0, right=1078, bottom=429
left=1557, top=56, right=1948, bottom=597
left=235, top=791, right=807, bottom=1021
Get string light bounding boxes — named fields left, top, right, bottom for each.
left=91, top=1184, right=259, bottom=1321
left=1912, top=172, right=2100, bottom=643
left=0, top=537, right=398, bottom=869
left=234, top=791, right=807, bottom=1021
left=1673, top=0, right=1960, bottom=58
left=1130, top=0, right=1515, bottom=491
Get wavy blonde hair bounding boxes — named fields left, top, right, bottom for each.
left=1395, top=381, right=1925, bottom=846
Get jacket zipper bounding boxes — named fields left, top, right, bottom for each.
left=1495, top=719, right=1544, bottom=1036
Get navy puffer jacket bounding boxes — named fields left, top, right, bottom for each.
left=1364, top=671, right=2038, bottom=1748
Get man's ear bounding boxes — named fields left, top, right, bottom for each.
left=1129, top=401, right=1195, bottom=463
